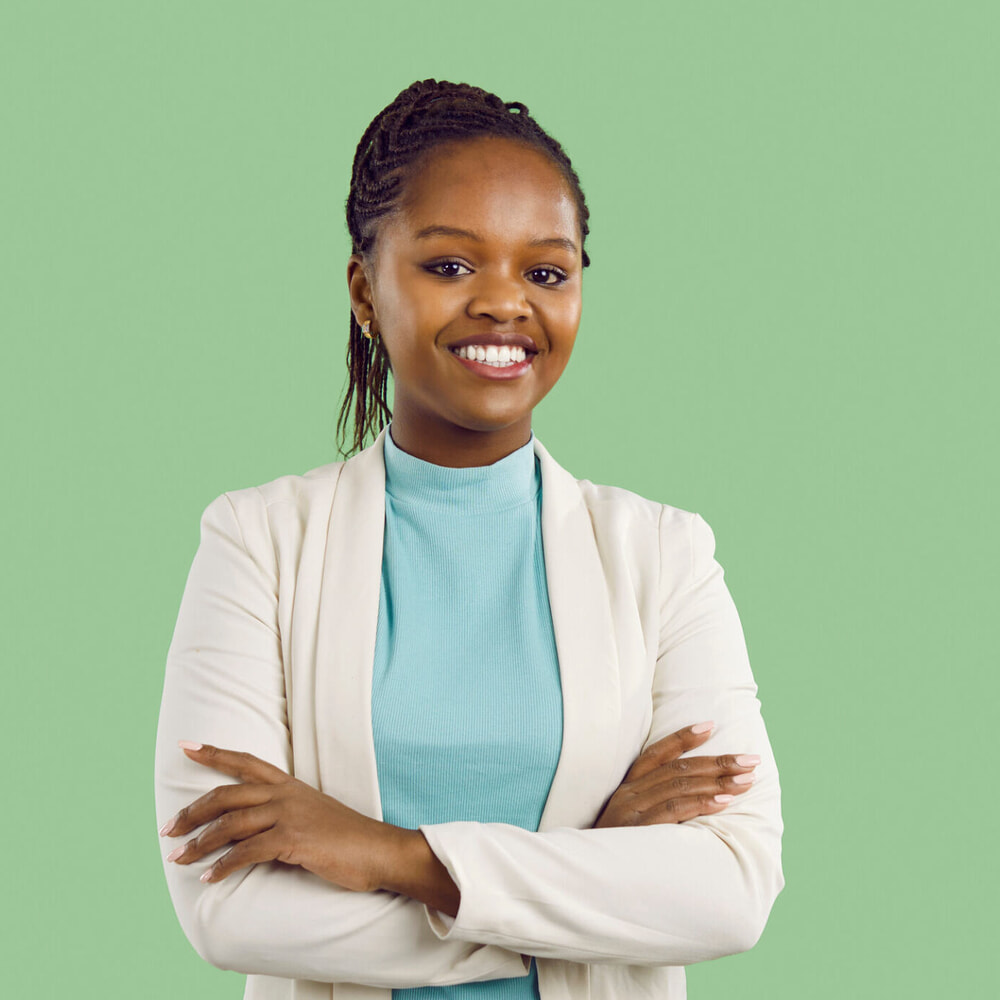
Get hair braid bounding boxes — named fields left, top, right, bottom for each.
left=336, top=79, right=591, bottom=457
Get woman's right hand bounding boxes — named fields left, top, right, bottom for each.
left=593, top=722, right=759, bottom=828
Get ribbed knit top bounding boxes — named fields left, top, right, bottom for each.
left=371, top=425, right=564, bottom=1000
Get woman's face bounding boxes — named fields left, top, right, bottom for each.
left=348, top=136, right=584, bottom=466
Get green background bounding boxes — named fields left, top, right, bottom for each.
left=3, top=1, right=996, bottom=995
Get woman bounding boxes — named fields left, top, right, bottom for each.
left=155, top=80, right=783, bottom=1000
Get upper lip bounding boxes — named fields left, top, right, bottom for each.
left=446, top=333, right=539, bottom=354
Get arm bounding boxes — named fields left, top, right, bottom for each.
left=154, top=493, right=528, bottom=986
left=415, top=510, right=785, bottom=965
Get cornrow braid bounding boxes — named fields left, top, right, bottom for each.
left=336, top=79, right=591, bottom=457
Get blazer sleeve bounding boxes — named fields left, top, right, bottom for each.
left=154, top=493, right=530, bottom=987
left=418, top=509, right=785, bottom=966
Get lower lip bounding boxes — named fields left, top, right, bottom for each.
left=448, top=350, right=535, bottom=380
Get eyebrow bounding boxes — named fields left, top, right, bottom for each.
left=413, top=224, right=578, bottom=255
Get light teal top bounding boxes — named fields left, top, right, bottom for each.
left=371, top=425, right=564, bottom=1000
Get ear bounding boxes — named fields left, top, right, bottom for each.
left=347, top=254, right=376, bottom=328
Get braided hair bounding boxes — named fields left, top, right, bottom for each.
left=337, top=79, right=591, bottom=457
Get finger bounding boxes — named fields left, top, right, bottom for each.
left=200, top=829, right=287, bottom=883
left=637, top=792, right=737, bottom=826
left=162, top=783, right=274, bottom=838
left=169, top=805, right=277, bottom=865
left=626, top=722, right=715, bottom=781
left=178, top=742, right=291, bottom=785
left=627, top=770, right=757, bottom=814
left=629, top=752, right=761, bottom=788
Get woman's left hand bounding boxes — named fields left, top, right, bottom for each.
left=159, top=742, right=404, bottom=891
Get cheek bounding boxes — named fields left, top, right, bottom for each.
left=544, top=293, right=583, bottom=346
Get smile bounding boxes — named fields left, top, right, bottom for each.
left=450, top=344, right=528, bottom=366
left=448, top=344, right=534, bottom=379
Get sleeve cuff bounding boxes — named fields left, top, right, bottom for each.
left=424, top=903, right=457, bottom=939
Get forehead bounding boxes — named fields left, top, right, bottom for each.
left=392, top=136, right=580, bottom=244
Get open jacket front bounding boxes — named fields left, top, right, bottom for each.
left=155, top=428, right=784, bottom=1000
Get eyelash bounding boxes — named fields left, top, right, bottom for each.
left=425, top=260, right=569, bottom=286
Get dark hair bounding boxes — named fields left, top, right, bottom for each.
left=336, top=79, right=592, bottom=457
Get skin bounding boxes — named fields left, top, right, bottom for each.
left=160, top=137, right=760, bottom=917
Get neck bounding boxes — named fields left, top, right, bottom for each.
left=386, top=408, right=533, bottom=468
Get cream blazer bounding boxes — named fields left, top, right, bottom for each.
left=155, top=428, right=784, bottom=1000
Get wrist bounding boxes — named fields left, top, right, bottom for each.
left=378, top=826, right=461, bottom=918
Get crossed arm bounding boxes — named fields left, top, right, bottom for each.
left=154, top=495, right=782, bottom=984
left=159, top=724, right=758, bottom=912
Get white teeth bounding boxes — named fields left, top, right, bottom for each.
left=453, top=345, right=530, bottom=366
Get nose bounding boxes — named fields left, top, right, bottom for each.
left=466, top=270, right=530, bottom=324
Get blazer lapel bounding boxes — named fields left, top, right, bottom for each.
left=534, top=439, right=623, bottom=830
left=313, top=428, right=388, bottom=818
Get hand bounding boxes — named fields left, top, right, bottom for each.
left=159, top=742, right=406, bottom=890
left=593, top=722, right=759, bottom=828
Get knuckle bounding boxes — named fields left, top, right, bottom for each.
left=672, top=775, right=691, bottom=793
left=717, top=754, right=736, bottom=769
left=213, top=811, right=234, bottom=834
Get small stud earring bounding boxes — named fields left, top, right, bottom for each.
left=361, top=320, right=375, bottom=339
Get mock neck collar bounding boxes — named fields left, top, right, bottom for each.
left=383, top=424, right=539, bottom=513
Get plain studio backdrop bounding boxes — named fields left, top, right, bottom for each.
left=2, top=1, right=996, bottom=996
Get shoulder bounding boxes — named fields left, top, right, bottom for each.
left=193, top=457, right=350, bottom=566
left=539, top=440, right=702, bottom=542
left=206, top=457, right=345, bottom=518
left=536, top=440, right=714, bottom=586
left=576, top=476, right=697, bottom=531
left=577, top=477, right=714, bottom=580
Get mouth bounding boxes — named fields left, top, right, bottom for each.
left=448, top=343, right=532, bottom=368
left=446, top=343, right=536, bottom=380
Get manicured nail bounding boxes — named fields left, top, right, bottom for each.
left=691, top=721, right=715, bottom=734
left=735, top=754, right=760, bottom=766
left=178, top=740, right=203, bottom=751
left=714, top=794, right=735, bottom=803
left=199, top=869, right=214, bottom=882
left=732, top=772, right=756, bottom=785
left=159, top=817, right=176, bottom=837
left=166, top=846, right=185, bottom=862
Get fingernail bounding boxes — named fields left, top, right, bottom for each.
left=159, top=817, right=176, bottom=837
left=732, top=772, right=756, bottom=785
left=200, top=869, right=214, bottom=883
left=178, top=740, right=203, bottom=751
left=691, top=721, right=715, bottom=734
left=735, top=754, right=760, bottom=766
left=714, top=794, right=735, bottom=803
left=166, top=846, right=185, bottom=862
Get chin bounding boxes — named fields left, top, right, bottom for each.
left=440, top=406, right=533, bottom=435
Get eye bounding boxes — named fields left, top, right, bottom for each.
left=425, top=260, right=472, bottom=278
left=528, top=267, right=568, bottom=286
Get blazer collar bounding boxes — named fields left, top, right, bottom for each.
left=314, top=428, right=622, bottom=829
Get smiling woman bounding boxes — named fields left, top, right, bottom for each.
left=155, top=79, right=784, bottom=1000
